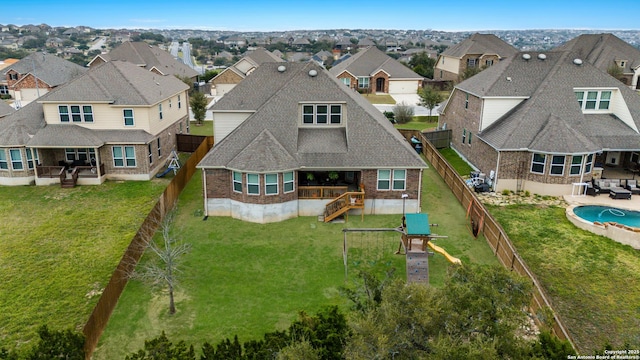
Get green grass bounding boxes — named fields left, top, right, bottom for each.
left=394, top=118, right=438, bottom=131
left=0, top=180, right=168, bottom=351
left=92, top=159, right=498, bottom=359
left=361, top=93, right=396, bottom=104
left=189, top=121, right=213, bottom=136
left=488, top=205, right=640, bottom=353
left=438, top=147, right=474, bottom=176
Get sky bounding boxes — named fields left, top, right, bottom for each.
left=3, top=0, right=640, bottom=32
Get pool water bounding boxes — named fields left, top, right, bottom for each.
left=573, top=205, right=640, bottom=228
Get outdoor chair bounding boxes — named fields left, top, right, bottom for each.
left=625, top=179, right=640, bottom=195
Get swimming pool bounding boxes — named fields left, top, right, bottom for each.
left=573, top=205, right=640, bottom=228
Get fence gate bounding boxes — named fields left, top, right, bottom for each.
left=177, top=134, right=208, bottom=152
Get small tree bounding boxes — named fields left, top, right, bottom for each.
left=189, top=91, right=208, bottom=126
left=132, top=209, right=191, bottom=315
left=417, top=86, right=444, bottom=116
left=392, top=101, right=414, bottom=124
left=26, top=325, right=85, bottom=360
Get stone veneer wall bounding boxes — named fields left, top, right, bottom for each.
left=212, top=69, right=244, bottom=86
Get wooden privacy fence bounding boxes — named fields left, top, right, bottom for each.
left=399, top=129, right=576, bottom=350
left=82, top=136, right=213, bottom=359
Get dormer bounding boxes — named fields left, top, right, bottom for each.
left=615, top=59, right=628, bottom=68
left=299, top=102, right=346, bottom=127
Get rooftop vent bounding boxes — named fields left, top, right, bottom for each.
left=538, top=53, right=547, bottom=61
left=522, top=53, right=531, bottom=61
left=277, top=65, right=286, bottom=72
left=308, top=69, right=318, bottom=77
left=506, top=76, right=512, bottom=81
left=573, top=58, right=583, bottom=66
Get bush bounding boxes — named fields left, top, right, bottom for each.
left=383, top=111, right=396, bottom=123
left=393, top=102, right=414, bottom=124
left=501, top=189, right=512, bottom=196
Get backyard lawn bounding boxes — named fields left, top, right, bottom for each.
left=92, top=158, right=498, bottom=359
left=0, top=180, right=168, bottom=351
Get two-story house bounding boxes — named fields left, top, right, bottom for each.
left=329, top=46, right=424, bottom=94
left=3, top=52, right=87, bottom=107
left=0, top=60, right=190, bottom=186
left=439, top=50, right=640, bottom=196
left=198, top=62, right=427, bottom=223
left=434, top=33, right=518, bottom=82
left=210, top=48, right=284, bottom=96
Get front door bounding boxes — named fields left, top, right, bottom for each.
left=376, top=78, right=385, bottom=92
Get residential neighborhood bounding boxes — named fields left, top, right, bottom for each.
left=2, top=19, right=640, bottom=359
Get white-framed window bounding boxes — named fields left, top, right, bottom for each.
left=265, top=173, right=278, bottom=195
left=157, top=138, right=161, bottom=157
left=531, top=153, right=546, bottom=174
left=0, top=85, right=8, bottom=95
left=585, top=154, right=593, bottom=173
left=575, top=90, right=612, bottom=110
left=9, top=73, right=18, bottom=81
left=550, top=155, right=565, bottom=175
left=465, top=93, right=469, bottom=109
left=302, top=104, right=342, bottom=125
left=485, top=59, right=494, bottom=67
left=283, top=171, right=294, bottom=193
left=65, top=148, right=76, bottom=162
left=462, top=129, right=466, bottom=143
left=247, top=173, right=259, bottom=195
left=467, top=131, right=472, bottom=145
left=178, top=95, right=182, bottom=109
left=148, top=143, right=153, bottom=164
left=10, top=149, right=23, bottom=170
left=570, top=155, right=582, bottom=175
left=467, top=58, right=477, bottom=68
left=0, top=149, right=7, bottom=170
left=358, top=77, right=369, bottom=88
left=123, top=109, right=134, bottom=126
left=112, top=146, right=136, bottom=167
left=341, top=77, right=351, bottom=87
left=392, top=169, right=406, bottom=190
left=233, top=171, right=242, bottom=193
left=58, top=105, right=93, bottom=122
left=26, top=148, right=38, bottom=169
left=169, top=99, right=172, bottom=108
left=158, top=103, right=163, bottom=120
left=65, top=148, right=94, bottom=162
left=378, top=169, right=391, bottom=190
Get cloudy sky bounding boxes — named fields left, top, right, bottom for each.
left=3, top=0, right=638, bottom=31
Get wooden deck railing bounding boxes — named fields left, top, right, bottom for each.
left=36, top=165, right=66, bottom=178
left=298, top=185, right=349, bottom=199
left=323, top=191, right=365, bottom=222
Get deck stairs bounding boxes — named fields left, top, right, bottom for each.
left=323, top=191, right=365, bottom=223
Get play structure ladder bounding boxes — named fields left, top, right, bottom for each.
left=323, top=191, right=365, bottom=223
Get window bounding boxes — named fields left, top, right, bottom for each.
left=485, top=59, right=494, bottom=67
left=575, top=90, right=612, bottom=110
left=462, top=129, right=466, bottom=143
left=123, top=109, right=134, bottom=126
left=58, top=105, right=93, bottom=122
left=26, top=148, right=38, bottom=169
left=233, top=171, right=242, bottom=193
left=585, top=154, right=594, bottom=173
left=620, top=61, right=626, bottom=67
left=467, top=58, right=477, bottom=68
left=82, top=106, right=93, bottom=122
left=377, top=170, right=391, bottom=190
left=570, top=155, right=582, bottom=175
left=10, top=149, right=23, bottom=170
left=358, top=77, right=369, bottom=88
left=550, top=155, right=565, bottom=175
left=65, top=148, right=76, bottom=162
left=157, top=138, right=161, bottom=157
left=76, top=148, right=88, bottom=161
left=302, top=104, right=342, bottom=125
left=465, top=93, right=469, bottom=109
left=531, top=153, right=546, bottom=174
left=158, top=103, right=163, bottom=120
left=0, top=85, right=8, bottom=95
left=59, top=106, right=70, bottom=122
left=148, top=143, right=153, bottom=164
left=178, top=95, right=181, bottom=109
left=9, top=73, right=18, bottom=80
left=341, top=77, right=350, bottom=87
left=283, top=171, right=294, bottom=193
left=467, top=131, right=472, bottom=145
left=113, top=146, right=136, bottom=167
left=169, top=99, right=172, bottom=108
left=392, top=169, right=406, bottom=190
left=265, top=173, right=278, bottom=195
left=0, top=149, right=7, bottom=169
left=247, top=173, right=259, bottom=195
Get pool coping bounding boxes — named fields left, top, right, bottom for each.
left=566, top=205, right=640, bottom=250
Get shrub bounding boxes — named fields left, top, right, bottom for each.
left=393, top=102, right=414, bottom=124
left=383, top=111, right=396, bottom=123
left=501, top=189, right=512, bottom=196
left=523, top=190, right=531, bottom=197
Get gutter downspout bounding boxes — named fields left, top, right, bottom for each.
left=494, top=151, right=501, bottom=192
left=202, top=169, right=208, bottom=218
left=418, top=169, right=423, bottom=213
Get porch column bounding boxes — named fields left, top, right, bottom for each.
left=94, top=147, right=101, bottom=177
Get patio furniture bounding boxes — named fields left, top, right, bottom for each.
left=609, top=187, right=632, bottom=200
left=626, top=179, right=640, bottom=195
left=594, top=179, right=621, bottom=194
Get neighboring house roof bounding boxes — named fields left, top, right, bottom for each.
left=553, top=33, right=640, bottom=73
left=39, top=60, right=189, bottom=106
left=91, top=41, right=198, bottom=79
left=0, top=100, right=44, bottom=146
left=199, top=62, right=426, bottom=171
left=455, top=50, right=640, bottom=154
left=0, top=101, right=15, bottom=118
left=5, top=52, right=87, bottom=87
left=441, top=33, right=518, bottom=59
left=211, top=48, right=283, bottom=83
left=358, top=38, right=376, bottom=47
left=328, top=46, right=423, bottom=79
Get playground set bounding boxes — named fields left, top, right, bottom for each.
left=342, top=213, right=461, bottom=284
left=155, top=150, right=182, bottom=178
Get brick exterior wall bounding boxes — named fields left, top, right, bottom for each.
left=205, top=169, right=298, bottom=204
left=7, top=72, right=53, bottom=92
left=336, top=72, right=358, bottom=91
left=212, top=69, right=244, bottom=86
left=371, top=71, right=389, bottom=93
left=434, top=68, right=458, bottom=82
left=360, top=169, right=421, bottom=200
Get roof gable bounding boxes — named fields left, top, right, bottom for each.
left=6, top=52, right=87, bottom=87
left=101, top=41, right=198, bottom=79
left=554, top=33, right=640, bottom=73
left=329, top=46, right=422, bottom=79
left=442, top=33, right=518, bottom=60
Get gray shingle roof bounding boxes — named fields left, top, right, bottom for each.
left=0, top=101, right=45, bottom=145
left=328, top=46, right=423, bottom=79
left=456, top=50, right=640, bottom=153
left=0, top=101, right=15, bottom=118
left=442, top=33, right=518, bottom=59
left=98, top=41, right=198, bottom=79
left=198, top=62, right=426, bottom=171
left=5, top=52, right=87, bottom=87
left=26, top=125, right=152, bottom=147
left=554, top=33, right=640, bottom=74
left=39, top=60, right=189, bottom=105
